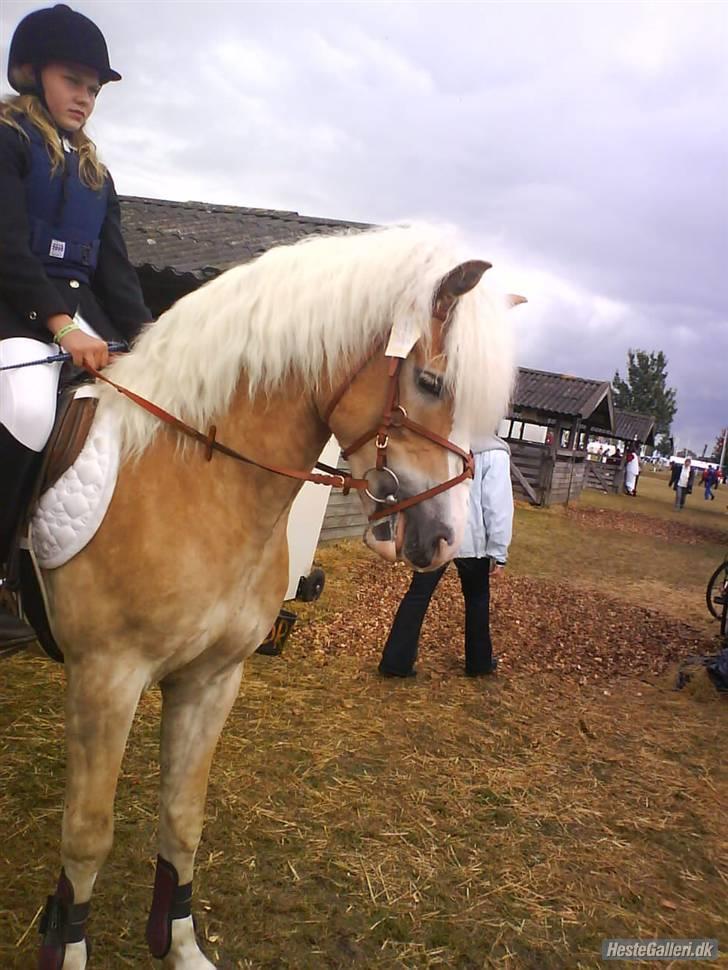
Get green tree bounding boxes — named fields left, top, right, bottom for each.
left=654, top=435, right=673, bottom=458
left=612, top=349, right=677, bottom=437
left=712, top=428, right=728, bottom=462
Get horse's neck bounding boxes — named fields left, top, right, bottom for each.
left=114, top=377, right=331, bottom=548
left=228, top=377, right=329, bottom=472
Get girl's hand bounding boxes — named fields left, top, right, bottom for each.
left=60, top=329, right=110, bottom=370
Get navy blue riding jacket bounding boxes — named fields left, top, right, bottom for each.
left=23, top=120, right=109, bottom=285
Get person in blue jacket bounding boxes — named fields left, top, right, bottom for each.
left=378, top=434, right=514, bottom=678
left=0, top=4, right=152, bottom=648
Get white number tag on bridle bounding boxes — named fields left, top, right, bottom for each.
left=385, top=314, right=420, bottom=359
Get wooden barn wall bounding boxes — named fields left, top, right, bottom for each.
left=319, top=459, right=367, bottom=542
left=547, top=456, right=587, bottom=505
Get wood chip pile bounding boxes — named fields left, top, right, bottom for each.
left=292, top=560, right=720, bottom=683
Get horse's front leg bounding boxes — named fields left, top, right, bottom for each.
left=148, top=661, right=243, bottom=969
left=39, top=659, right=146, bottom=970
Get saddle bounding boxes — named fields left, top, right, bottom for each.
left=8, top=387, right=98, bottom=663
left=6, top=388, right=286, bottom=664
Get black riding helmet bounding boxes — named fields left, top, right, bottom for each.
left=8, top=3, right=121, bottom=94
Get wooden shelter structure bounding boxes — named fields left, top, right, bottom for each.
left=585, top=409, right=657, bottom=494
left=502, top=368, right=614, bottom=506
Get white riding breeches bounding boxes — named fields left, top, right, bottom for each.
left=0, top=338, right=63, bottom=452
left=0, top=314, right=103, bottom=452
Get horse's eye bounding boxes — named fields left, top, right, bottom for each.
left=416, top=369, right=443, bottom=398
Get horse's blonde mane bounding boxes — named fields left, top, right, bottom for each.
left=100, top=224, right=515, bottom=457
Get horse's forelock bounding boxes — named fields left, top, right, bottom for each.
left=443, top=284, right=515, bottom=441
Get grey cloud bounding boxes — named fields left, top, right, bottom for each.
left=1, top=0, right=726, bottom=449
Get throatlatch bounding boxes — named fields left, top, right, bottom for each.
left=146, top=856, right=193, bottom=959
left=38, top=869, right=91, bottom=970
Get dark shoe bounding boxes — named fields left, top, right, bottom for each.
left=378, top=664, right=417, bottom=679
left=0, top=603, right=36, bottom=653
left=465, top=657, right=498, bottom=677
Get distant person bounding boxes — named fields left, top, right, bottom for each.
left=378, top=435, right=513, bottom=679
left=623, top=447, right=640, bottom=496
left=668, top=461, right=681, bottom=488
left=704, top=466, right=718, bottom=501
left=673, top=458, right=695, bottom=510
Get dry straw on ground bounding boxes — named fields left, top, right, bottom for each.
left=0, top=490, right=726, bottom=969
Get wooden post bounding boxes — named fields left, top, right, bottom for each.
left=565, top=417, right=581, bottom=506
left=540, top=420, right=557, bottom=506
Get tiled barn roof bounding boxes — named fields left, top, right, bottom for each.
left=611, top=409, right=656, bottom=445
left=512, top=367, right=614, bottom=429
left=119, top=195, right=371, bottom=279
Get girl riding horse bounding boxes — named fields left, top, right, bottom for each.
left=0, top=3, right=152, bottom=649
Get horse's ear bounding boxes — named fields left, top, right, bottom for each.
left=433, top=260, right=491, bottom=321
left=507, top=293, right=528, bottom=307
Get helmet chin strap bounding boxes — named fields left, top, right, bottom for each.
left=31, top=62, right=50, bottom=111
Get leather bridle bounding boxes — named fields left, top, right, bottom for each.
left=85, top=334, right=474, bottom=524
left=322, top=352, right=473, bottom=521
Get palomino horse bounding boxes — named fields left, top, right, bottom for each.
left=33, top=225, right=514, bottom=969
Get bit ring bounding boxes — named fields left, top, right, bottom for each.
left=363, top=466, right=400, bottom=504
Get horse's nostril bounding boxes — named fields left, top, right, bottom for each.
left=437, top=527, right=454, bottom=548
left=408, top=548, right=432, bottom=569
left=406, top=525, right=454, bottom=568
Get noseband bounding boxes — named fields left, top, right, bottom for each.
left=85, top=337, right=473, bottom=523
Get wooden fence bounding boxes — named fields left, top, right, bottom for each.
left=508, top=441, right=547, bottom=505
left=584, top=460, right=624, bottom=494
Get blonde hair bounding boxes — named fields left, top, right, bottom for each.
left=0, top=88, right=106, bottom=191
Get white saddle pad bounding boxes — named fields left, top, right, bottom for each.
left=31, top=390, right=120, bottom=570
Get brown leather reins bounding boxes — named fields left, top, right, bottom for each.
left=85, top=338, right=473, bottom=523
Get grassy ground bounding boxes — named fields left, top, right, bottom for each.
left=510, top=471, right=728, bottom=634
left=0, top=476, right=726, bottom=969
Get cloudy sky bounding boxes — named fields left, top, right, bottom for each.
left=2, top=0, right=726, bottom=452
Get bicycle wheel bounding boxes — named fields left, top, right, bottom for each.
left=706, top=560, right=728, bottom=619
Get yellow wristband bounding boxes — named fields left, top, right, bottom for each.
left=53, top=322, right=81, bottom=345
